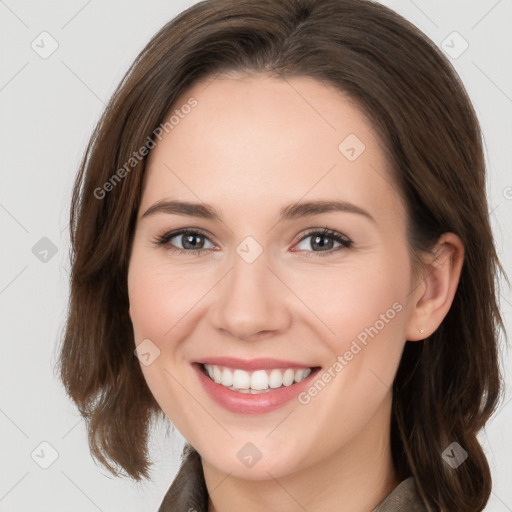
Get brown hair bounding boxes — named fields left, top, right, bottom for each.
left=57, top=0, right=506, bottom=510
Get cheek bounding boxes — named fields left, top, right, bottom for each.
left=127, top=254, right=203, bottom=425
left=297, top=250, right=411, bottom=399
left=293, top=264, right=408, bottom=440
left=337, top=272, right=405, bottom=348
left=128, top=255, right=209, bottom=343
left=293, top=258, right=408, bottom=349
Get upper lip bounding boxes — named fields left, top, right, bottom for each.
left=192, top=356, right=319, bottom=371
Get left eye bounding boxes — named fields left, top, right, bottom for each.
left=294, top=229, right=352, bottom=255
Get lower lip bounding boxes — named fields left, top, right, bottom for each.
left=192, top=363, right=321, bottom=415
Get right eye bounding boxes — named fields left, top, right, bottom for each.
left=156, top=228, right=217, bottom=256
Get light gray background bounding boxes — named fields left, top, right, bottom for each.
left=1, top=0, right=511, bottom=510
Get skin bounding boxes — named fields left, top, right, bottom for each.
left=127, top=74, right=464, bottom=512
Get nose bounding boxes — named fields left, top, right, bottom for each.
left=210, top=249, right=292, bottom=341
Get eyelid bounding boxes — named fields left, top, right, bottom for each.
left=154, top=227, right=353, bottom=256
left=294, top=227, right=351, bottom=245
left=155, top=227, right=217, bottom=253
left=291, top=227, right=352, bottom=256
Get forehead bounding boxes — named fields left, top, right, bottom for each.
left=142, top=74, right=404, bottom=224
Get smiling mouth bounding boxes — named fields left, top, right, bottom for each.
left=199, top=363, right=321, bottom=394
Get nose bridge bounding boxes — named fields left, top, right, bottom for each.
left=211, top=241, right=290, bottom=339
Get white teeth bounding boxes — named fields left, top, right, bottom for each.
left=295, top=368, right=309, bottom=383
left=269, top=368, right=283, bottom=388
left=233, top=369, right=250, bottom=389
left=221, top=368, right=233, bottom=387
left=283, top=368, right=295, bottom=386
left=251, top=369, right=269, bottom=390
left=203, top=364, right=313, bottom=392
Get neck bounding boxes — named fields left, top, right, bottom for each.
left=203, top=393, right=399, bottom=512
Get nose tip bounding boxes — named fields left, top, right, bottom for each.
left=218, top=325, right=276, bottom=342
left=209, top=255, right=291, bottom=341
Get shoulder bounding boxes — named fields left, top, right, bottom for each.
left=158, top=444, right=208, bottom=512
left=371, top=477, right=427, bottom=512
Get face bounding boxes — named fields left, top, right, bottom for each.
left=128, top=74, right=418, bottom=480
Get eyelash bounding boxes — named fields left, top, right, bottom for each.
left=154, top=227, right=353, bottom=258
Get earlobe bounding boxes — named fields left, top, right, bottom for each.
left=405, top=233, right=464, bottom=341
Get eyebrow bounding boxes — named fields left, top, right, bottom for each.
left=142, top=199, right=376, bottom=224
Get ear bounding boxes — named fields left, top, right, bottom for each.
left=405, top=233, right=464, bottom=341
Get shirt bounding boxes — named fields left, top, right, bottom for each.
left=158, top=443, right=427, bottom=512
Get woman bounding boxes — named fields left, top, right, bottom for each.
left=58, top=0, right=505, bottom=510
